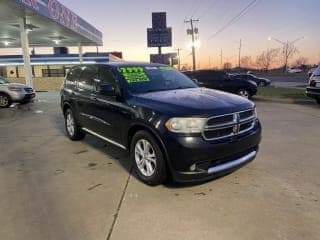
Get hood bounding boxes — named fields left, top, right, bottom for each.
left=131, top=88, right=254, bottom=117
left=8, top=83, right=30, bottom=88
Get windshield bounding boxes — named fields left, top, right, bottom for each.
left=117, top=66, right=198, bottom=94
left=0, top=77, right=10, bottom=84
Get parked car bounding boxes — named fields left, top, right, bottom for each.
left=0, top=76, right=35, bottom=108
left=60, top=63, right=261, bottom=185
left=287, top=67, right=302, bottom=74
left=184, top=70, right=258, bottom=99
left=233, top=74, right=271, bottom=87
left=308, top=67, right=318, bottom=78
left=306, top=67, right=320, bottom=105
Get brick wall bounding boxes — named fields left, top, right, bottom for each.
left=7, top=77, right=64, bottom=91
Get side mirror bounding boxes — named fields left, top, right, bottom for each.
left=192, top=79, right=199, bottom=85
left=100, top=83, right=116, bottom=96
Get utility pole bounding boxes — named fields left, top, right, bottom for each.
left=175, top=48, right=182, bottom=70
left=185, top=19, right=199, bottom=71
left=238, top=39, right=242, bottom=69
left=220, top=49, right=223, bottom=69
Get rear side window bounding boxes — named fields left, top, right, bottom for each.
left=66, top=67, right=81, bottom=82
left=94, top=66, right=117, bottom=91
left=78, top=66, right=98, bottom=91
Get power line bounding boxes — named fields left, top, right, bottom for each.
left=197, top=0, right=219, bottom=19
left=207, top=0, right=259, bottom=40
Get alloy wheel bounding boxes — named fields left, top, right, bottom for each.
left=238, top=90, right=250, bottom=99
left=0, top=95, right=9, bottom=107
left=134, top=139, right=157, bottom=177
left=66, top=112, right=75, bottom=136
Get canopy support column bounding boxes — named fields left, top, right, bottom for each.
left=78, top=44, right=83, bottom=64
left=19, top=17, right=33, bottom=87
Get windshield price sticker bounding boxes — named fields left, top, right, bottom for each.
left=118, top=67, right=150, bottom=83
left=159, top=66, right=174, bottom=71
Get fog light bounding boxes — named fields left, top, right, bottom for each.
left=190, top=164, right=196, bottom=171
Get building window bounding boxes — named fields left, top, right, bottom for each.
left=42, top=69, right=65, bottom=77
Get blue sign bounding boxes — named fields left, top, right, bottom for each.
left=16, top=0, right=103, bottom=45
left=152, top=12, right=166, bottom=29
left=147, top=12, right=172, bottom=48
left=147, top=28, right=172, bottom=47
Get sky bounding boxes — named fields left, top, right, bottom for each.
left=2, top=0, right=320, bottom=68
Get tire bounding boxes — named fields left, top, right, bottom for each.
left=316, top=98, right=320, bottom=105
left=64, top=108, right=86, bottom=141
left=130, top=130, right=167, bottom=186
left=237, top=89, right=251, bottom=99
left=0, top=93, right=12, bottom=108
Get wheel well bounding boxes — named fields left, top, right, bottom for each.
left=0, top=91, right=10, bottom=97
left=62, top=102, right=71, bottom=116
left=127, top=124, right=172, bottom=178
left=127, top=125, right=166, bottom=156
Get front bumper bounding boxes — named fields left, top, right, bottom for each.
left=162, top=121, right=261, bottom=182
left=306, top=87, right=320, bottom=99
left=10, top=91, right=36, bottom=102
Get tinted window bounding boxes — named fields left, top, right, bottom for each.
left=196, top=71, right=227, bottom=82
left=66, top=67, right=81, bottom=82
left=95, top=66, right=117, bottom=91
left=78, top=66, right=98, bottom=91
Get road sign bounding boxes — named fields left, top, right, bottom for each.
left=150, top=53, right=177, bottom=65
left=152, top=12, right=166, bottom=29
left=147, top=28, right=172, bottom=47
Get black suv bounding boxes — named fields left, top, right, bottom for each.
left=61, top=63, right=261, bottom=185
left=184, top=70, right=258, bottom=98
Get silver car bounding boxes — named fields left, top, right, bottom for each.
left=0, top=76, right=35, bottom=108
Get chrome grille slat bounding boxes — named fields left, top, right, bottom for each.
left=203, top=109, right=256, bottom=141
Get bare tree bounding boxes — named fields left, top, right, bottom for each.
left=256, top=48, right=279, bottom=71
left=294, top=56, right=308, bottom=67
left=282, top=42, right=299, bottom=72
left=240, top=56, right=253, bottom=69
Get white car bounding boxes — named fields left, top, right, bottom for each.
left=0, top=76, right=35, bottom=108
left=287, top=68, right=302, bottom=73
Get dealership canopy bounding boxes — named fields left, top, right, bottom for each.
left=0, top=0, right=103, bottom=86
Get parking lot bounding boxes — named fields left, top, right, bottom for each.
left=0, top=92, right=320, bottom=240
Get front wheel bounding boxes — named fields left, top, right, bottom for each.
left=130, top=131, right=167, bottom=186
left=237, top=89, right=251, bottom=99
left=316, top=98, right=320, bottom=105
left=64, top=108, right=86, bottom=141
left=0, top=93, right=12, bottom=108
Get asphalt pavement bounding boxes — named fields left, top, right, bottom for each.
left=0, top=92, right=319, bottom=240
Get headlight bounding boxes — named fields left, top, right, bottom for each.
left=254, top=106, right=258, bottom=119
left=8, top=86, right=23, bottom=92
left=165, top=118, right=206, bottom=133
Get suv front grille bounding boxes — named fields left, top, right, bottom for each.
left=203, top=109, right=256, bottom=141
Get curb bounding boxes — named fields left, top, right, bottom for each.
left=253, top=96, right=315, bottom=105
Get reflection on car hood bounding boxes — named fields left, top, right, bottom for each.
left=132, top=87, right=254, bottom=116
